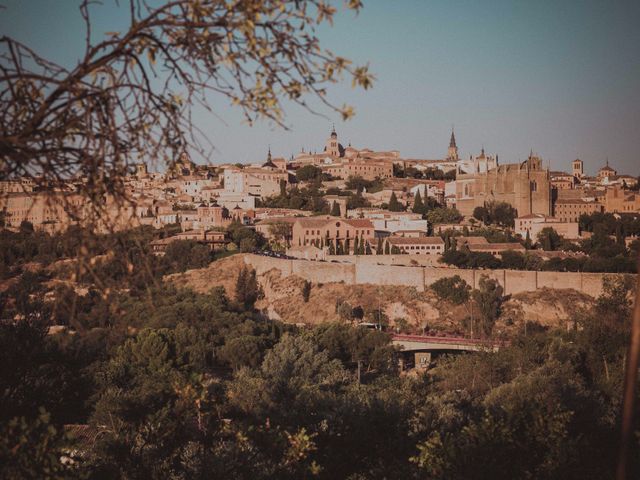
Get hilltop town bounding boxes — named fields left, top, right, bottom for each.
left=2, top=127, right=638, bottom=273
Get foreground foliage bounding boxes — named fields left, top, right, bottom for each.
left=1, top=230, right=639, bottom=479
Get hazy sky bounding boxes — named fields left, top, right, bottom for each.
left=1, top=0, right=639, bottom=175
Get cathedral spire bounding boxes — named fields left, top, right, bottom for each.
left=447, top=127, right=459, bottom=161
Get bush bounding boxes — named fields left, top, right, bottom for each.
left=431, top=275, right=471, bottom=305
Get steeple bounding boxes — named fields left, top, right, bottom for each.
left=447, top=127, right=459, bottom=161
left=262, top=145, right=276, bottom=168
left=330, top=123, right=337, bottom=138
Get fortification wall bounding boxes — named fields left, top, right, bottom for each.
left=355, top=264, right=424, bottom=291
left=245, top=254, right=293, bottom=276
left=326, top=254, right=440, bottom=267
left=504, top=270, right=538, bottom=295
left=291, top=260, right=355, bottom=284
left=243, top=254, right=632, bottom=298
left=581, top=273, right=605, bottom=297
left=424, top=267, right=475, bottom=287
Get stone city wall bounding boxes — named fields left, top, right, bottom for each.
left=243, top=254, right=631, bottom=298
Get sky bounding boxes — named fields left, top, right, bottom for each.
left=1, top=0, right=639, bottom=175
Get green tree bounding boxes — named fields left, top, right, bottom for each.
left=296, top=165, right=323, bottom=182
left=431, top=275, right=471, bottom=305
left=235, top=266, right=260, bottom=309
left=219, top=335, right=265, bottom=371
left=413, top=190, right=425, bottom=214
left=302, top=280, right=312, bottom=303
left=365, top=240, right=373, bottom=255
left=388, top=192, right=403, bottom=212
left=524, top=229, right=533, bottom=249
left=537, top=227, right=563, bottom=251
left=472, top=275, right=504, bottom=336
left=473, top=206, right=490, bottom=224
left=427, top=207, right=463, bottom=225
left=491, top=202, right=517, bottom=228
left=331, top=201, right=342, bottom=217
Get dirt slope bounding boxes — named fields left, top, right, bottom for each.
left=167, top=254, right=596, bottom=335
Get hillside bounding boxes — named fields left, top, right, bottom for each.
left=167, top=254, right=596, bottom=336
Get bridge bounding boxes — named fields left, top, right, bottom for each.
left=391, top=334, right=505, bottom=369
left=392, top=334, right=504, bottom=353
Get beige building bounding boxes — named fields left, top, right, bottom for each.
left=455, top=153, right=551, bottom=217
left=597, top=161, right=617, bottom=180
left=293, top=127, right=396, bottom=180
left=550, top=171, right=575, bottom=190
left=553, top=198, right=603, bottom=223
left=604, top=187, right=640, bottom=213
left=1, top=192, right=84, bottom=232
left=385, top=236, right=444, bottom=255
left=150, top=229, right=228, bottom=254
left=223, top=164, right=288, bottom=200
left=515, top=214, right=579, bottom=240
left=292, top=216, right=375, bottom=253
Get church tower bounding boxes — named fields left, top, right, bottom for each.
left=447, top=128, right=459, bottom=161
left=325, top=125, right=342, bottom=158
left=572, top=158, right=584, bottom=179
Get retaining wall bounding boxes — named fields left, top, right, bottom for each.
left=243, top=254, right=631, bottom=298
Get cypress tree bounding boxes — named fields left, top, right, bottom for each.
left=353, top=236, right=360, bottom=255
left=365, top=241, right=372, bottom=255
left=384, top=241, right=390, bottom=254
left=331, top=201, right=341, bottom=217
left=524, top=230, right=532, bottom=250
left=413, top=190, right=424, bottom=214
left=388, top=192, right=402, bottom=212
left=376, top=237, right=383, bottom=255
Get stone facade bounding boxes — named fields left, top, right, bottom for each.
left=515, top=214, right=580, bottom=240
left=553, top=198, right=603, bottom=223
left=455, top=154, right=551, bottom=217
left=292, top=216, right=375, bottom=253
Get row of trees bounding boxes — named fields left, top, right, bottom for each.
left=441, top=248, right=637, bottom=273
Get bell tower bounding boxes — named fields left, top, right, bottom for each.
left=572, top=158, right=584, bottom=178
left=325, top=125, right=341, bottom=157
left=447, top=128, right=459, bottom=161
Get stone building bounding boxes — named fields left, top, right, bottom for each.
left=604, top=187, right=640, bottom=213
left=384, top=236, right=444, bottom=255
left=553, top=198, right=603, bottom=223
left=572, top=159, right=584, bottom=179
left=292, top=127, right=396, bottom=180
left=223, top=151, right=289, bottom=200
left=455, top=153, right=552, bottom=217
left=292, top=216, right=375, bottom=253
left=550, top=171, right=575, bottom=190
left=597, top=161, right=617, bottom=180
left=515, top=214, right=579, bottom=240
